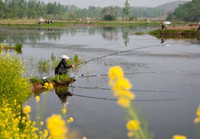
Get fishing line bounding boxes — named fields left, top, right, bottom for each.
left=69, top=85, right=176, bottom=93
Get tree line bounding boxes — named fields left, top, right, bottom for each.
left=0, top=0, right=166, bottom=20
left=166, top=0, right=200, bottom=22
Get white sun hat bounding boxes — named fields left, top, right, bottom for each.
left=62, top=55, right=69, bottom=59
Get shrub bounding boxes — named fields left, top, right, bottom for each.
left=0, top=54, right=31, bottom=105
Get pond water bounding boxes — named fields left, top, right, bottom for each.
left=1, top=25, right=200, bottom=139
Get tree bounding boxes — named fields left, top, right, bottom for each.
left=166, top=0, right=200, bottom=22
left=123, top=0, right=130, bottom=20
left=0, top=0, right=9, bottom=18
left=101, top=6, right=119, bottom=21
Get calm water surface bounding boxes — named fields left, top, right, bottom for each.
left=1, top=25, right=200, bottom=139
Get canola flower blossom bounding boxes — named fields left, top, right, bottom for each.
left=44, top=82, right=54, bottom=90
left=62, top=108, right=67, bottom=114
left=194, top=104, right=200, bottom=123
left=47, top=114, right=68, bottom=139
left=108, top=66, right=134, bottom=108
left=35, top=96, right=40, bottom=103
left=173, top=135, right=187, bottom=139
left=108, top=66, right=153, bottom=139
left=126, top=120, right=140, bottom=131
left=0, top=101, right=41, bottom=139
left=67, top=117, right=74, bottom=123
left=23, top=105, right=31, bottom=114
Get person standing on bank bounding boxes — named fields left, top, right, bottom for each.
left=55, top=55, right=75, bottom=76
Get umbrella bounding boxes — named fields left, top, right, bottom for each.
left=164, top=21, right=171, bottom=25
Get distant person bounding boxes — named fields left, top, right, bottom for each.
left=55, top=55, right=75, bottom=76
left=197, top=25, right=200, bottom=31
left=161, top=24, right=165, bottom=30
left=161, top=22, right=165, bottom=30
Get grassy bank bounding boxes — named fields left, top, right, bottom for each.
left=149, top=28, right=199, bottom=38
left=0, top=19, right=160, bottom=27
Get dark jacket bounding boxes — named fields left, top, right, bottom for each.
left=55, top=59, right=72, bottom=75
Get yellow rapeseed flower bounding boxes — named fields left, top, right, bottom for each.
left=44, top=83, right=54, bottom=90
left=117, top=97, right=130, bottom=108
left=43, top=129, right=48, bottom=138
left=196, top=105, right=200, bottom=117
left=194, top=104, right=200, bottom=123
left=23, top=105, right=31, bottom=114
left=127, top=131, right=134, bottom=137
left=194, top=117, right=200, bottom=123
left=67, top=117, right=74, bottom=123
left=40, top=121, right=44, bottom=126
left=62, top=108, right=67, bottom=114
left=126, top=120, right=140, bottom=131
left=113, top=78, right=132, bottom=91
left=173, top=135, right=187, bottom=139
left=47, top=114, right=68, bottom=139
left=35, top=96, right=40, bottom=103
left=108, top=66, right=124, bottom=81
left=114, top=90, right=135, bottom=100
left=82, top=137, right=87, bottom=139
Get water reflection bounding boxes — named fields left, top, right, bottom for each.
left=0, top=28, right=62, bottom=43
left=0, top=26, right=151, bottom=46
left=55, top=86, right=74, bottom=105
left=101, top=27, right=118, bottom=41
left=122, top=27, right=130, bottom=46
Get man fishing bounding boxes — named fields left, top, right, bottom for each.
left=55, top=55, right=75, bottom=76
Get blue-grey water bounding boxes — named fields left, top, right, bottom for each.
left=1, top=25, right=200, bottom=139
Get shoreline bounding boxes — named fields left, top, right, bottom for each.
left=0, top=19, right=161, bottom=27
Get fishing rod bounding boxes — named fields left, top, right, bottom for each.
left=72, top=93, right=185, bottom=102
left=72, top=70, right=187, bottom=79
left=77, top=42, right=175, bottom=65
left=69, top=85, right=176, bottom=93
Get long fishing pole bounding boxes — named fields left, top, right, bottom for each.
left=72, top=70, right=186, bottom=79
left=69, top=85, right=176, bottom=93
left=72, top=93, right=185, bottom=102
left=77, top=42, right=175, bottom=65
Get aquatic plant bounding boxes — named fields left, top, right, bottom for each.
left=14, top=43, right=23, bottom=54
left=38, top=59, right=50, bottom=73
left=108, top=66, right=153, bottom=139
left=51, top=52, right=56, bottom=60
left=52, top=58, right=60, bottom=69
left=134, top=32, right=145, bottom=35
left=0, top=43, right=23, bottom=54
